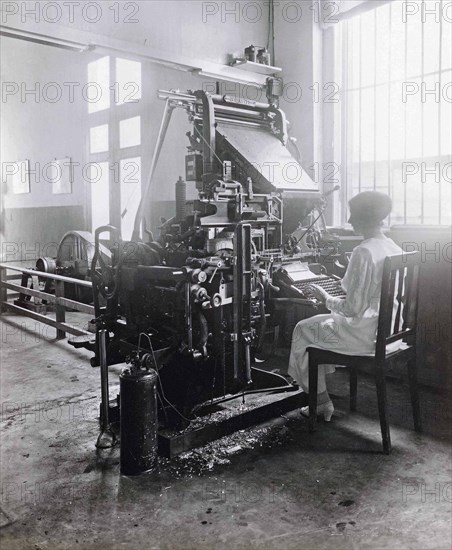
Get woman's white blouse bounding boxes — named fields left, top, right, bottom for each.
left=325, top=236, right=403, bottom=323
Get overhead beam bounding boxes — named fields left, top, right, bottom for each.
left=0, top=20, right=268, bottom=87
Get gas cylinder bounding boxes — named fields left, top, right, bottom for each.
left=119, top=367, right=158, bottom=476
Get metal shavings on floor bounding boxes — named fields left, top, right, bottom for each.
left=158, top=420, right=293, bottom=478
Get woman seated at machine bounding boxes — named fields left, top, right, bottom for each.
left=288, top=191, right=402, bottom=420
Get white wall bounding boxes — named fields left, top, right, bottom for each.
left=274, top=0, right=324, bottom=183
left=1, top=0, right=270, bottom=254
left=1, top=0, right=269, bottom=65
left=0, top=37, right=88, bottom=260
left=1, top=37, right=86, bottom=209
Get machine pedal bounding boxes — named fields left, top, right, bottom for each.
left=68, top=334, right=96, bottom=351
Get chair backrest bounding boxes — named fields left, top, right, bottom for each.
left=375, top=251, right=421, bottom=362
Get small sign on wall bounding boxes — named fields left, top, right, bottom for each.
left=10, top=160, right=30, bottom=194
left=51, top=157, right=73, bottom=195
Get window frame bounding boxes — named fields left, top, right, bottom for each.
left=336, top=0, right=450, bottom=227
left=87, top=55, right=143, bottom=235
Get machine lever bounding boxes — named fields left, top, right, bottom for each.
left=95, top=329, right=116, bottom=449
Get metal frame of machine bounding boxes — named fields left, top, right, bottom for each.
left=74, top=87, right=343, bottom=453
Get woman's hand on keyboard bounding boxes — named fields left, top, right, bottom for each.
left=306, top=284, right=330, bottom=304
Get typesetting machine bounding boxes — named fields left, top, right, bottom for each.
left=76, top=88, right=345, bottom=452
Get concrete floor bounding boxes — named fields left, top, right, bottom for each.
left=1, top=312, right=451, bottom=550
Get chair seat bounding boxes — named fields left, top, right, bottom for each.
left=306, top=344, right=415, bottom=367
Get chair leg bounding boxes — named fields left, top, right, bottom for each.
left=375, top=366, right=391, bottom=454
left=407, top=356, right=422, bottom=432
left=349, top=368, right=357, bottom=411
left=308, top=354, right=318, bottom=433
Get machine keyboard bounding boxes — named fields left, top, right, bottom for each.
left=293, top=276, right=346, bottom=299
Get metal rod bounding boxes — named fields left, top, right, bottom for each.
left=3, top=281, right=94, bottom=314
left=0, top=264, right=92, bottom=287
left=157, top=90, right=270, bottom=111
left=185, top=282, right=193, bottom=351
left=131, top=99, right=175, bottom=241
left=2, top=303, right=91, bottom=336
left=54, top=280, right=66, bottom=339
left=245, top=343, right=251, bottom=383
left=157, top=89, right=196, bottom=102
left=99, top=329, right=109, bottom=432
left=198, top=384, right=298, bottom=409
left=0, top=267, right=6, bottom=315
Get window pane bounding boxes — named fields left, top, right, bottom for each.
left=360, top=10, right=375, bottom=88
left=87, top=56, right=110, bottom=114
left=375, top=3, right=390, bottom=84
left=442, top=12, right=452, bottom=70
left=348, top=90, right=360, bottom=162
left=120, top=116, right=141, bottom=149
left=350, top=17, right=361, bottom=89
left=375, top=84, right=389, bottom=161
left=440, top=70, right=452, bottom=156
left=120, top=157, right=142, bottom=241
left=360, top=87, right=375, bottom=163
left=116, top=58, right=142, bottom=105
left=90, top=124, right=109, bottom=154
left=343, top=3, right=446, bottom=225
left=350, top=163, right=360, bottom=197
left=389, top=82, right=405, bottom=161
left=90, top=162, right=109, bottom=231
left=360, top=162, right=375, bottom=190
left=406, top=11, right=422, bottom=78
left=423, top=75, right=440, bottom=158
left=424, top=172, right=440, bottom=224
left=391, top=162, right=405, bottom=224
left=405, top=174, right=422, bottom=223
left=440, top=174, right=451, bottom=225
left=424, top=13, right=440, bottom=74
left=390, top=2, right=405, bottom=78
left=375, top=160, right=389, bottom=191
left=405, top=78, right=422, bottom=159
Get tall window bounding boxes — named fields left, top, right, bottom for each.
left=341, top=0, right=451, bottom=225
left=87, top=56, right=143, bottom=239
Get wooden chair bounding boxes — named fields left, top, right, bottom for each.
left=307, top=251, right=422, bottom=454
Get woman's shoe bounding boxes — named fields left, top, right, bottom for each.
left=300, top=401, right=334, bottom=422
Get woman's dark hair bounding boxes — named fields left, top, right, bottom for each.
left=348, top=191, right=392, bottom=225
